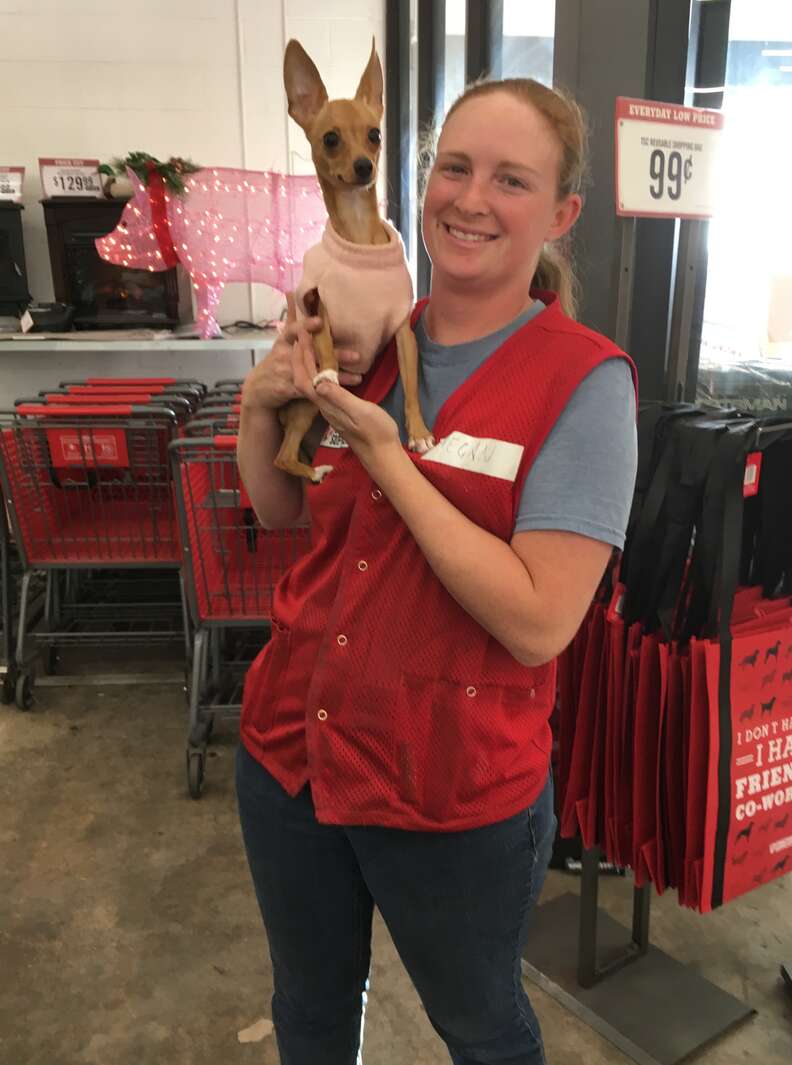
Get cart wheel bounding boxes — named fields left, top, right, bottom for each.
left=43, top=646, right=59, bottom=676
left=1, top=672, right=15, bottom=705
left=186, top=748, right=205, bottom=800
left=15, top=672, right=34, bottom=711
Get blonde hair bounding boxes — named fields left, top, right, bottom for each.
left=419, top=78, right=589, bottom=318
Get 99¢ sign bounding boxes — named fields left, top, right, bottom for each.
left=615, top=97, right=724, bottom=219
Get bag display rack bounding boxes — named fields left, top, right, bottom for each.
left=523, top=410, right=792, bottom=1062
left=522, top=864, right=754, bottom=1065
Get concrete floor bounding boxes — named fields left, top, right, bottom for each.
left=2, top=669, right=792, bottom=1065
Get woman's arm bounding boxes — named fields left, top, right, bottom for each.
left=237, top=405, right=308, bottom=528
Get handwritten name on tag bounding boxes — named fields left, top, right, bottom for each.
left=320, top=426, right=349, bottom=449
left=422, top=432, right=524, bottom=481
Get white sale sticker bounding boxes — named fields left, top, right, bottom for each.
left=39, top=157, right=103, bottom=199
left=0, top=166, right=24, bottom=202
left=615, top=98, right=724, bottom=219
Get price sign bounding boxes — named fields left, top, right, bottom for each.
left=615, top=98, right=724, bottom=219
left=39, top=157, right=103, bottom=199
left=0, top=166, right=24, bottom=202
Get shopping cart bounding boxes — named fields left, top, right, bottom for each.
left=59, top=376, right=207, bottom=396
left=0, top=403, right=184, bottom=704
left=171, top=434, right=310, bottom=798
left=0, top=506, right=13, bottom=703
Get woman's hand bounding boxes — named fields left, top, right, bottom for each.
left=240, top=293, right=363, bottom=415
left=292, top=320, right=404, bottom=473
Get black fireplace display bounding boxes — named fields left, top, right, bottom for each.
left=42, top=198, right=190, bottom=329
left=0, top=203, right=30, bottom=315
left=65, top=232, right=170, bottom=322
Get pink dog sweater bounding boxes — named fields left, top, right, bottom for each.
left=296, top=220, right=413, bottom=366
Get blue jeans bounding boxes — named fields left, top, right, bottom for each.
left=236, top=744, right=555, bottom=1065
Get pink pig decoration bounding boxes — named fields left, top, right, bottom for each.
left=95, top=167, right=328, bottom=337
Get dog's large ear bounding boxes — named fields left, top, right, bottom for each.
left=284, top=40, right=328, bottom=133
left=355, top=38, right=383, bottom=119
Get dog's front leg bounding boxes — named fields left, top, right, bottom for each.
left=396, top=319, right=434, bottom=454
left=304, top=288, right=339, bottom=388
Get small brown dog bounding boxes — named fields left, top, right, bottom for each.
left=277, top=39, right=433, bottom=483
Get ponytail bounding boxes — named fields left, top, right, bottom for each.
left=533, top=241, right=578, bottom=319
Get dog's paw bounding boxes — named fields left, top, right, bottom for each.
left=408, top=434, right=436, bottom=455
left=313, top=369, right=339, bottom=388
left=310, top=464, right=334, bottom=484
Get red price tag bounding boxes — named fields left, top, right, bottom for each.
left=744, top=452, right=762, bottom=497
left=607, top=581, right=626, bottom=622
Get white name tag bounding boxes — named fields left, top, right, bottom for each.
left=422, top=431, right=524, bottom=481
left=320, top=426, right=349, bottom=449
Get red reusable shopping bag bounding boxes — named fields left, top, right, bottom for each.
left=582, top=610, right=613, bottom=850
left=683, top=637, right=711, bottom=909
left=701, top=618, right=792, bottom=911
left=556, top=608, right=593, bottom=813
left=661, top=642, right=687, bottom=892
left=560, top=605, right=606, bottom=840
left=631, top=633, right=667, bottom=887
left=603, top=613, right=626, bottom=862
left=612, top=622, right=643, bottom=869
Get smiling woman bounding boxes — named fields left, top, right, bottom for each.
left=236, top=73, right=637, bottom=1065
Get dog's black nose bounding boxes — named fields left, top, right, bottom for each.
left=353, top=157, right=374, bottom=182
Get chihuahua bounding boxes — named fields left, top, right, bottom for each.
left=277, top=39, right=434, bottom=483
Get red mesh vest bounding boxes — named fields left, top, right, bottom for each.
left=240, top=291, right=636, bottom=830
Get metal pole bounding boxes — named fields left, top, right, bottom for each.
left=614, top=216, right=637, bottom=352
left=666, top=218, right=704, bottom=402
left=578, top=845, right=601, bottom=988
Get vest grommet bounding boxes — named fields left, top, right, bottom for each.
left=357, top=560, right=368, bottom=571
left=317, top=708, right=328, bottom=721
left=466, top=686, right=477, bottom=697
left=336, top=634, right=348, bottom=646
left=371, top=489, right=383, bottom=501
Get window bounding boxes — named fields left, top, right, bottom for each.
left=502, top=0, right=555, bottom=84
left=698, top=1, right=792, bottom=408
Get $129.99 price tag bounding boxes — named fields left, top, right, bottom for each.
left=614, top=98, right=724, bottom=219
left=39, top=157, right=103, bottom=199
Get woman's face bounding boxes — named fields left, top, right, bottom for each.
left=422, top=91, right=581, bottom=296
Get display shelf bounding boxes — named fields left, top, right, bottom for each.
left=0, top=332, right=276, bottom=353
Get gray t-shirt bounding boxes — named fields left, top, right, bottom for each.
left=380, top=301, right=637, bottom=549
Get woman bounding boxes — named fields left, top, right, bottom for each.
left=236, top=78, right=637, bottom=1065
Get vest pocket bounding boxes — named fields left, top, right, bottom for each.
left=395, top=672, right=550, bottom=822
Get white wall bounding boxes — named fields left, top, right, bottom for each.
left=0, top=0, right=385, bottom=333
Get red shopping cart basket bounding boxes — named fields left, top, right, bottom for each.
left=0, top=405, right=181, bottom=566
left=172, top=435, right=309, bottom=623
left=170, top=434, right=310, bottom=797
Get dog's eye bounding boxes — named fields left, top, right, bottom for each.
left=368, top=128, right=381, bottom=145
left=323, top=131, right=340, bottom=149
